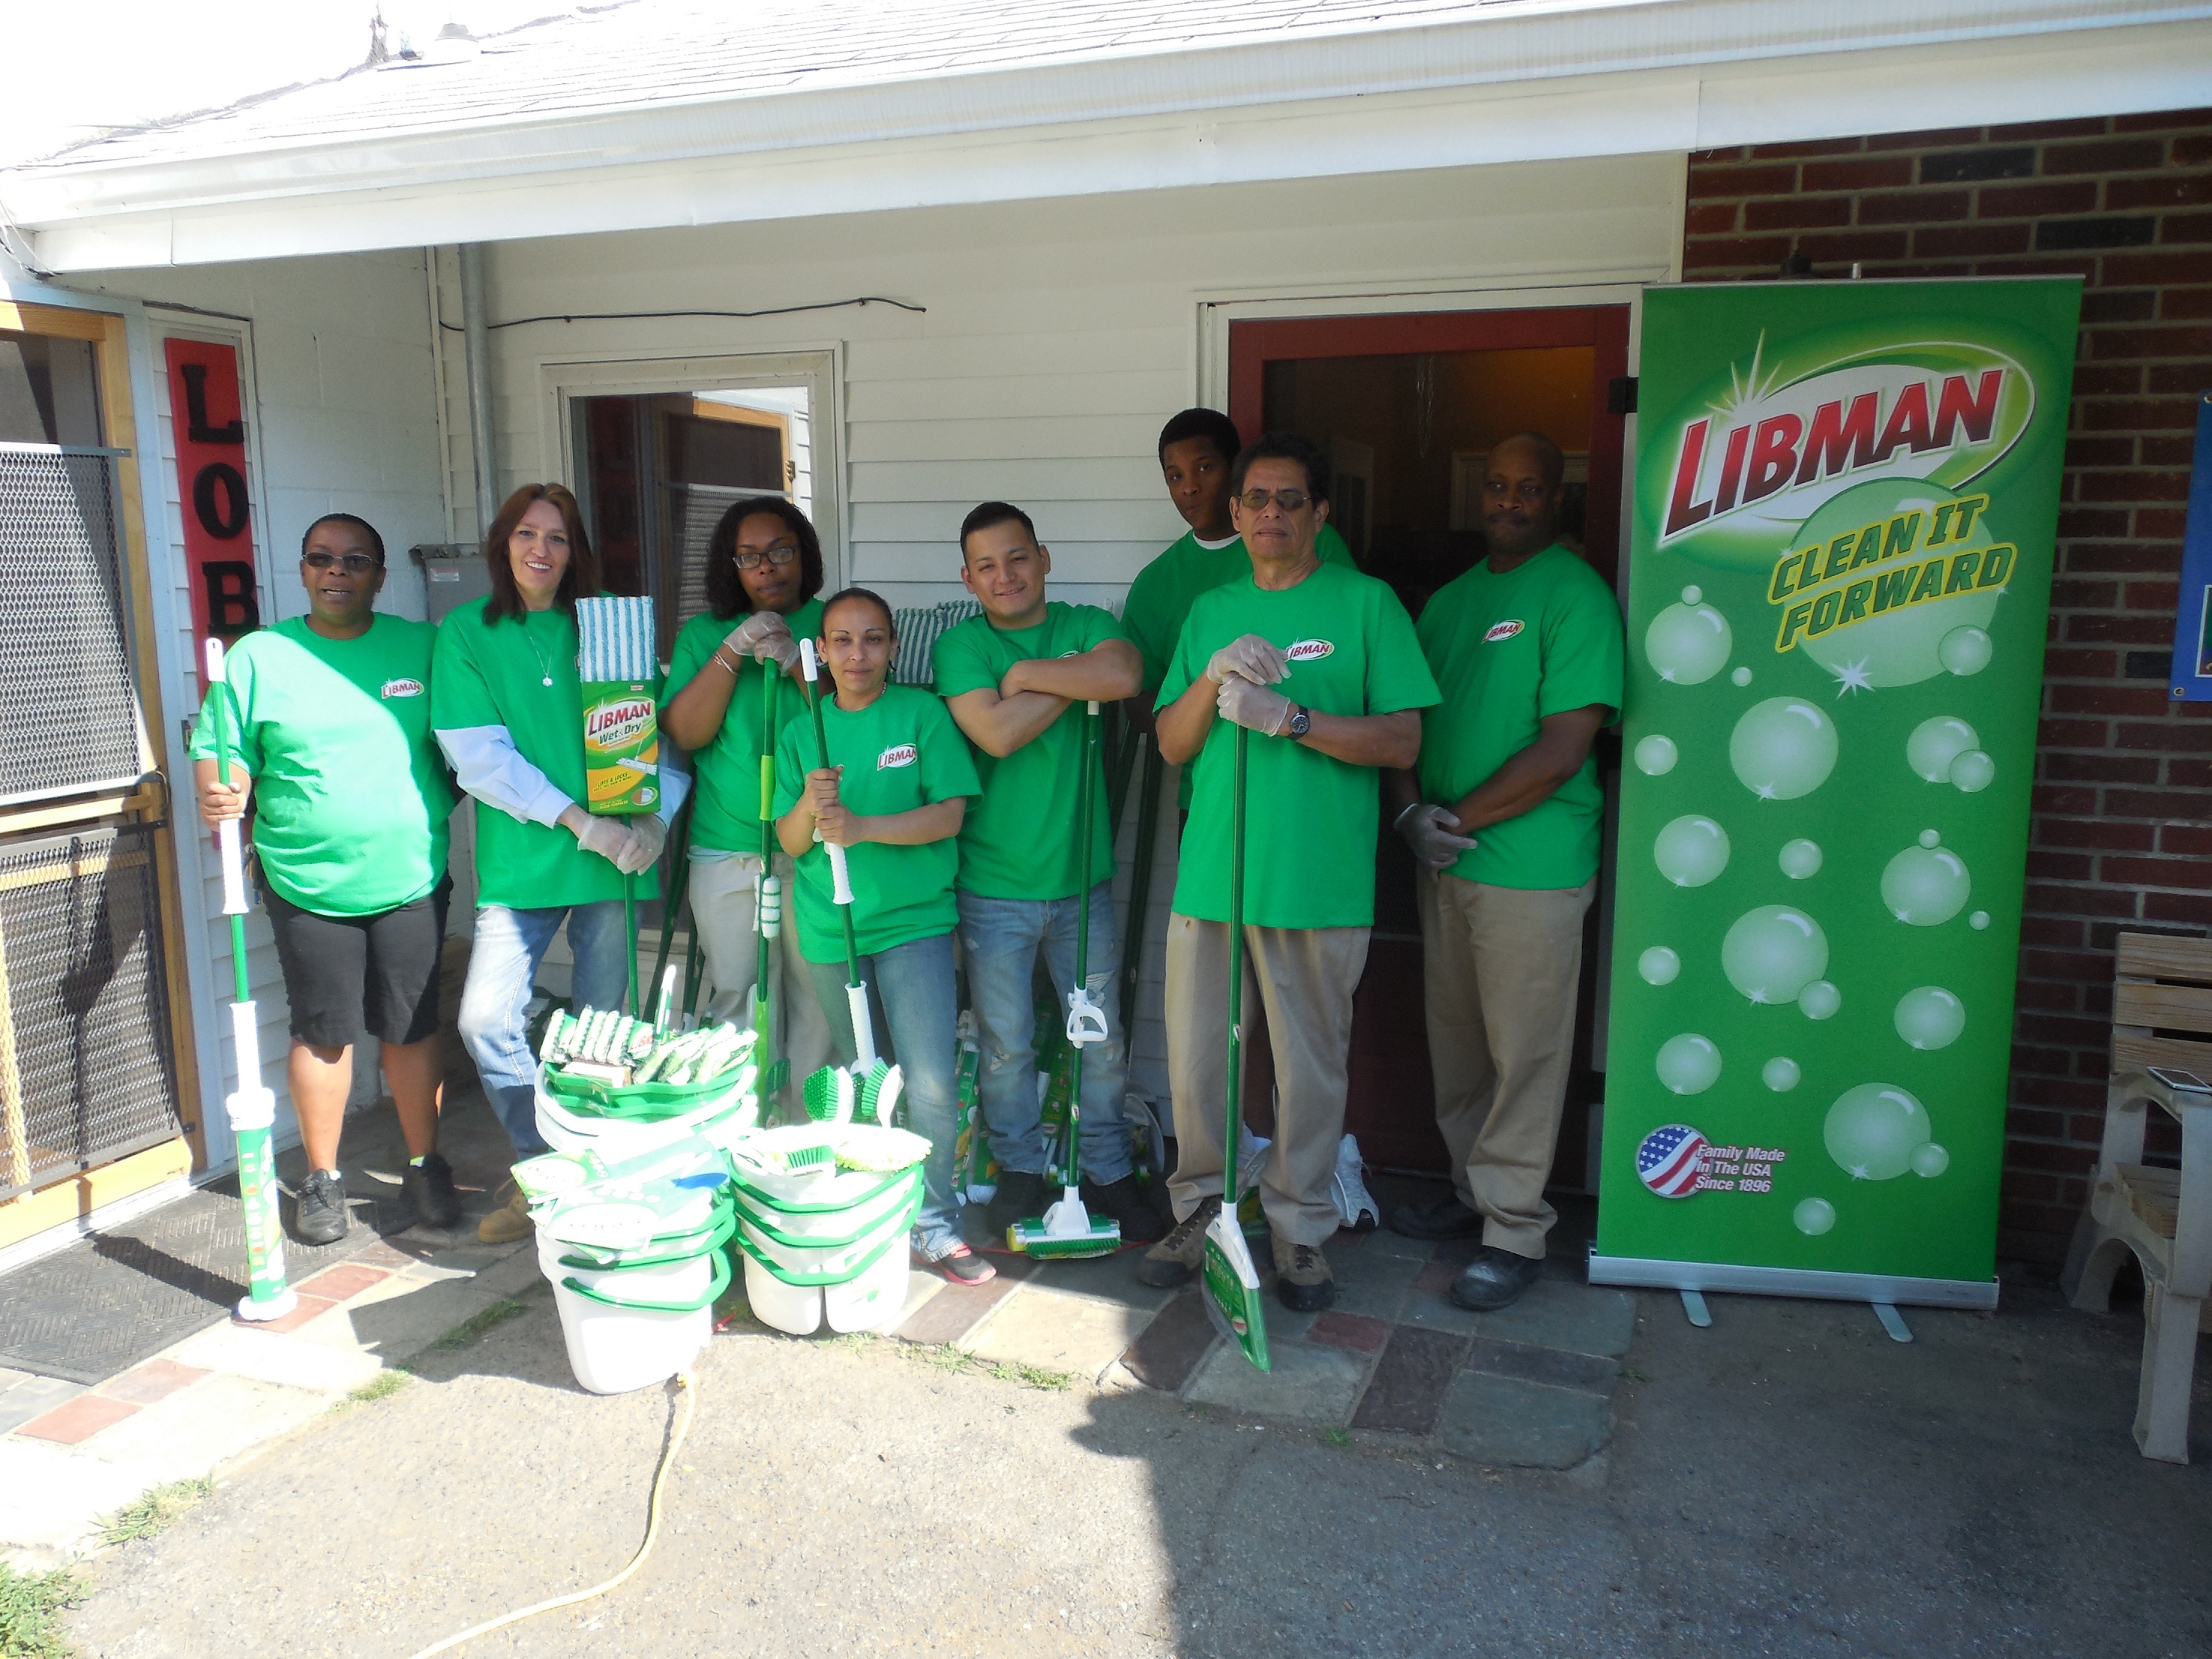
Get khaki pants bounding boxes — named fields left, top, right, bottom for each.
left=1163, top=911, right=1370, bottom=1248
left=688, top=850, right=834, bottom=1105
left=1419, top=870, right=1594, bottom=1258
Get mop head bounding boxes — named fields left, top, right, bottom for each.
left=574, top=596, right=661, bottom=816
left=1201, top=1207, right=1271, bottom=1371
left=1007, top=1186, right=1120, bottom=1258
left=829, top=1125, right=931, bottom=1173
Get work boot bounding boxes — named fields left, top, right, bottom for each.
left=1082, top=1174, right=1169, bottom=1244
left=1449, top=1246, right=1544, bottom=1312
left=1272, top=1235, right=1335, bottom=1313
left=478, top=1184, right=533, bottom=1244
left=985, top=1170, right=1051, bottom=1239
left=292, top=1168, right=349, bottom=1246
left=1136, top=1196, right=1218, bottom=1288
left=1389, top=1191, right=1484, bottom=1241
left=402, top=1151, right=463, bottom=1231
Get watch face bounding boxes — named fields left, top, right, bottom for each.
left=1290, top=706, right=1311, bottom=736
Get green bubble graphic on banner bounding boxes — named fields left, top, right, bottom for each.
left=1779, top=838, right=1824, bottom=879
left=1907, top=716, right=1979, bottom=782
left=1763, top=1056, right=1802, bottom=1091
left=1950, top=749, right=1995, bottom=793
left=1791, top=478, right=2007, bottom=691
left=1656, top=1034, right=1722, bottom=1094
left=1722, top=906, right=1829, bottom=1004
left=1731, top=697, right=1839, bottom=800
left=1911, top=1142, right=1951, bottom=1178
left=1824, top=1082, right=1932, bottom=1180
left=1940, top=626, right=1994, bottom=676
left=1797, top=980, right=1841, bottom=1020
left=1882, top=833, right=1972, bottom=926
left=1794, top=1197, right=1837, bottom=1236
left=1639, top=946, right=1682, bottom=986
left=1655, top=815, right=1731, bottom=886
left=1644, top=586, right=1733, bottom=685
left=1894, top=986, right=1967, bottom=1050
left=1635, top=734, right=1679, bottom=776
left=1731, top=667, right=1754, bottom=686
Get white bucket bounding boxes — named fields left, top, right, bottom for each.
left=734, top=1198, right=916, bottom=1284
left=534, top=1065, right=755, bottom=1160
left=536, top=1228, right=721, bottom=1304
left=742, top=1252, right=824, bottom=1336
left=727, top=1166, right=919, bottom=1244
left=823, top=1238, right=911, bottom=1334
left=547, top=1246, right=730, bottom=1395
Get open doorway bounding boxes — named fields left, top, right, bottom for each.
left=1229, top=304, right=1629, bottom=1190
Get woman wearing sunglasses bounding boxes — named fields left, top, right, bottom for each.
left=190, top=514, right=460, bottom=1246
left=660, top=499, right=835, bottom=1101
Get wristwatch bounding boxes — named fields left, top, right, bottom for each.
left=1284, top=704, right=1311, bottom=740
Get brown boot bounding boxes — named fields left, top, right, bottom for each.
left=1137, top=1196, right=1219, bottom=1288
left=1272, top=1235, right=1335, bottom=1313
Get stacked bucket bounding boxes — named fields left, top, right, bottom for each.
left=727, top=1126, right=925, bottom=1336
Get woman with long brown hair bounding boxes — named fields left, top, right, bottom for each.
left=432, top=484, right=685, bottom=1241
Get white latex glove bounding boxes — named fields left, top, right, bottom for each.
left=1216, top=674, right=1293, bottom=735
left=614, top=814, right=666, bottom=876
left=1205, top=634, right=1288, bottom=686
left=1398, top=802, right=1476, bottom=869
left=571, top=812, right=631, bottom=864
left=727, top=612, right=799, bottom=670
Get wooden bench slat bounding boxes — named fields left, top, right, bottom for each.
left=2112, top=1031, right=2212, bottom=1077
left=2118, top=1163, right=2182, bottom=1240
left=2112, top=980, right=2212, bottom=1035
left=2117, top=932, right=2212, bottom=984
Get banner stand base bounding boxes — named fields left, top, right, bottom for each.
left=1590, top=1250, right=1999, bottom=1314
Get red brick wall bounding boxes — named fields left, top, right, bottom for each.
left=1683, top=110, right=2212, bottom=1265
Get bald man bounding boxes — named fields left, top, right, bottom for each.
left=1384, top=433, right=1624, bottom=1312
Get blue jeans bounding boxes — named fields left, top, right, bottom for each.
left=459, top=900, right=630, bottom=1160
left=806, top=932, right=964, bottom=1257
left=957, top=882, right=1132, bottom=1186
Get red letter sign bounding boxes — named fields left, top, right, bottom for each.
left=163, top=339, right=261, bottom=678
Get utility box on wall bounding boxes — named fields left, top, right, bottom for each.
left=412, top=543, right=489, bottom=626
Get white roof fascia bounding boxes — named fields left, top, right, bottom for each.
left=10, top=2, right=2210, bottom=271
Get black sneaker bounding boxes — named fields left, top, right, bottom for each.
left=402, top=1151, right=462, bottom=1230
left=924, top=1243, right=997, bottom=1286
left=1389, top=1191, right=1484, bottom=1240
left=985, top=1169, right=1052, bottom=1238
left=1081, top=1174, right=1169, bottom=1244
left=1449, top=1246, right=1544, bottom=1312
left=293, top=1168, right=349, bottom=1246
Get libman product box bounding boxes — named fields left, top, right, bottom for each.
left=577, top=596, right=661, bottom=815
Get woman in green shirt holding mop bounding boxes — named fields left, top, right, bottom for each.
left=773, top=590, right=985, bottom=1282
left=433, top=484, right=685, bottom=1243
left=660, top=497, right=833, bottom=1097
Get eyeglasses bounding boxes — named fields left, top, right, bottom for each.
left=1236, top=488, right=1311, bottom=513
left=735, top=542, right=801, bottom=570
left=303, top=551, right=379, bottom=574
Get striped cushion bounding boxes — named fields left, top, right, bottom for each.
left=892, top=601, right=983, bottom=686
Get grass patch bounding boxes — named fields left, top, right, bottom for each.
left=819, top=1330, right=1075, bottom=1392
left=1321, top=1426, right=1352, bottom=1448
left=428, top=1298, right=524, bottom=1352
left=0, top=1562, right=87, bottom=1659
left=986, top=1358, right=1074, bottom=1391
left=343, top=1371, right=411, bottom=1408
left=98, top=1477, right=214, bottom=1547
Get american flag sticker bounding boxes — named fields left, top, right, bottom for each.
left=1637, top=1124, right=1710, bottom=1198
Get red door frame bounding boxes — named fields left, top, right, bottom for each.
left=1227, top=304, right=1632, bottom=584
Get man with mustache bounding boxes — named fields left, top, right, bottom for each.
left=1385, top=431, right=1623, bottom=1312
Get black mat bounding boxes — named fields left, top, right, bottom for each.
left=0, top=1177, right=400, bottom=1384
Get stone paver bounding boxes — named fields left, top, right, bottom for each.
left=1401, top=1275, right=1637, bottom=1355
left=1113, top=1290, right=1214, bottom=1392
left=16, top=1394, right=139, bottom=1445
left=0, top=1374, right=84, bottom=1436
left=165, top=1320, right=385, bottom=1396
left=79, top=1374, right=334, bottom=1486
left=98, top=1360, right=211, bottom=1407
left=1437, top=1370, right=1612, bottom=1468
left=963, top=1285, right=1154, bottom=1381
left=1185, top=1337, right=1369, bottom=1421
left=1351, top=1325, right=1467, bottom=1434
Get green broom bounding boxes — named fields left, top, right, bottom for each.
left=1202, top=724, right=1269, bottom=1370
left=1009, top=701, right=1119, bottom=1258
left=796, top=637, right=901, bottom=1126
left=752, top=660, right=789, bottom=1100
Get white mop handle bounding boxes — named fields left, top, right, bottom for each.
left=216, top=819, right=249, bottom=916
left=846, top=981, right=877, bottom=1070
left=825, top=841, right=855, bottom=906
left=229, top=998, right=270, bottom=1100
left=799, top=636, right=821, bottom=686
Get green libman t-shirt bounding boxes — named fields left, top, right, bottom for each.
left=431, top=596, right=660, bottom=910
left=1416, top=544, right=1624, bottom=890
left=772, top=684, right=981, bottom=963
left=1123, top=522, right=1356, bottom=698
left=188, top=615, right=455, bottom=918
left=1158, top=562, right=1438, bottom=930
left=931, top=601, right=1125, bottom=901
left=664, top=598, right=824, bottom=854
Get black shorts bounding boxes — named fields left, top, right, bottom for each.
left=262, top=878, right=451, bottom=1050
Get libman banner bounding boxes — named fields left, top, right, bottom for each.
left=1593, top=279, right=2080, bottom=1308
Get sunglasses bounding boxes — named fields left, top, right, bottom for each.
left=303, top=551, right=379, bottom=574
left=734, top=542, right=801, bottom=571
left=1236, top=488, right=1312, bottom=513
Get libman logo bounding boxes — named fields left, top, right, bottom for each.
left=1656, top=335, right=2034, bottom=557
left=583, top=696, right=655, bottom=752
left=1484, top=620, right=1525, bottom=644
left=1285, top=639, right=1334, bottom=662
left=379, top=676, right=424, bottom=699
left=877, top=743, right=918, bottom=770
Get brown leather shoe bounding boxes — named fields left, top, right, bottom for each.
left=1272, top=1235, right=1335, bottom=1312
left=1137, top=1196, right=1218, bottom=1288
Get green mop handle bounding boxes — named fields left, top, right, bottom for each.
left=799, top=638, right=877, bottom=1069
left=1060, top=701, right=1103, bottom=1189
left=754, top=662, right=781, bottom=1067
left=204, top=637, right=295, bottom=1321
left=1224, top=724, right=1248, bottom=1212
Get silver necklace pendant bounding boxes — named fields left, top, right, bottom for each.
left=542, top=675, right=553, bottom=686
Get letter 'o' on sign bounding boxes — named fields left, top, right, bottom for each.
left=193, top=461, right=250, bottom=539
